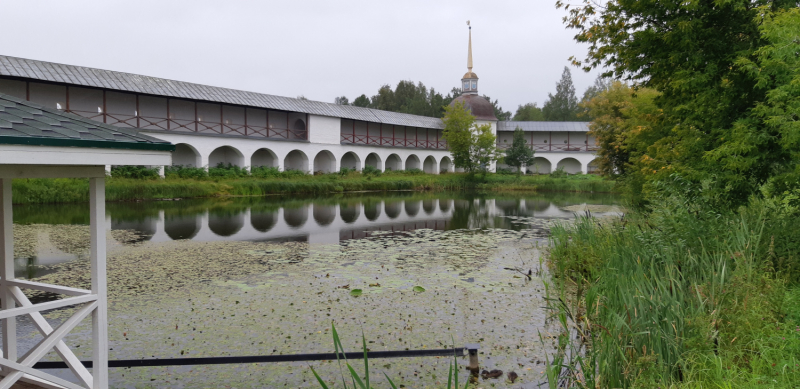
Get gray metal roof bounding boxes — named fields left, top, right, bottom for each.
left=0, top=55, right=445, bottom=130
left=0, top=92, right=174, bottom=151
left=497, top=121, right=590, bottom=132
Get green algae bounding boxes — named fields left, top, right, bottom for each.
left=18, top=225, right=564, bottom=388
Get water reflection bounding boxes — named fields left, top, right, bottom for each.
left=12, top=192, right=621, bottom=277
left=165, top=215, right=200, bottom=240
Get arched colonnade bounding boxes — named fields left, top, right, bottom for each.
left=166, top=140, right=457, bottom=174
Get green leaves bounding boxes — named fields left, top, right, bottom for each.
left=412, top=286, right=426, bottom=293
left=441, top=101, right=500, bottom=175
left=349, top=289, right=363, bottom=297
left=503, top=128, right=536, bottom=175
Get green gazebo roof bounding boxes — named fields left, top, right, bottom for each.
left=0, top=93, right=174, bottom=151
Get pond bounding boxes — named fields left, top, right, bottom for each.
left=8, top=191, right=621, bottom=388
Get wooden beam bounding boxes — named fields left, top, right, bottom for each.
left=0, top=295, right=97, bottom=320
left=3, top=280, right=90, bottom=297
left=0, top=179, right=15, bottom=365
left=0, top=165, right=105, bottom=179
left=90, top=178, right=108, bottom=388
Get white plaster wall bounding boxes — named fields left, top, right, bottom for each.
left=308, top=115, right=341, bottom=145
left=141, top=132, right=453, bottom=174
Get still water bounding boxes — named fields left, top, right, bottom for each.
left=12, top=191, right=621, bottom=388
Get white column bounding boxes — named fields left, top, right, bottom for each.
left=581, top=162, right=588, bottom=174
left=157, top=166, right=165, bottom=178
left=0, top=179, right=15, bottom=364
left=104, top=165, right=111, bottom=175
left=90, top=178, right=108, bottom=388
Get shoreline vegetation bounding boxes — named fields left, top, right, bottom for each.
left=545, top=193, right=800, bottom=388
left=10, top=167, right=616, bottom=205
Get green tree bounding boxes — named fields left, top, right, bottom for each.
left=334, top=96, right=349, bottom=105
left=542, top=67, right=579, bottom=121
left=352, top=94, right=370, bottom=108
left=442, top=101, right=500, bottom=174
left=503, top=128, right=536, bottom=175
left=558, top=0, right=800, bottom=206
left=512, top=103, right=544, bottom=121
left=581, top=81, right=661, bottom=177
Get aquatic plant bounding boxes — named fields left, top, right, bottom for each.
left=546, top=195, right=800, bottom=388
left=310, top=323, right=468, bottom=389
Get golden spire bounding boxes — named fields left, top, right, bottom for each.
left=467, top=21, right=473, bottom=73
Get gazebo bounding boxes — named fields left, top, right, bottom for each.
left=0, top=93, right=173, bottom=388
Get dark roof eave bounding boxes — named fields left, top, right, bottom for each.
left=0, top=136, right=176, bottom=152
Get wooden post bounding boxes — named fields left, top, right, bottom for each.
left=0, top=179, right=15, bottom=365
left=90, top=178, right=108, bottom=388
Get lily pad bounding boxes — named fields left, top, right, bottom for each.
left=349, top=289, right=363, bottom=297
left=412, top=286, right=426, bottom=293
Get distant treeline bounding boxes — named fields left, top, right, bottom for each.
left=334, top=66, right=601, bottom=122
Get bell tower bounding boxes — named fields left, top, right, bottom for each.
left=461, top=21, right=479, bottom=95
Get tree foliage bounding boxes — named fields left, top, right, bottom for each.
left=559, top=0, right=800, bottom=207
left=337, top=82, right=511, bottom=119
left=582, top=82, right=661, bottom=177
left=442, top=101, right=501, bottom=174
left=503, top=128, right=536, bottom=175
left=542, top=66, right=580, bottom=121
left=513, top=103, right=545, bottom=121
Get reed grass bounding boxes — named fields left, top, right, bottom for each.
left=546, top=195, right=800, bottom=388
left=8, top=172, right=617, bottom=204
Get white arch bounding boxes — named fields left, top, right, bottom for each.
left=172, top=143, right=201, bottom=167
left=588, top=158, right=601, bottom=174
left=405, top=154, right=421, bottom=171
left=529, top=157, right=552, bottom=174
left=386, top=154, right=403, bottom=171
left=340, top=152, right=361, bottom=171
left=423, top=156, right=438, bottom=174
left=251, top=148, right=278, bottom=168
left=556, top=157, right=582, bottom=174
left=365, top=153, right=382, bottom=171
left=208, top=145, right=244, bottom=168
left=284, top=149, right=309, bottom=172
left=313, top=150, right=337, bottom=174
left=440, top=156, right=453, bottom=173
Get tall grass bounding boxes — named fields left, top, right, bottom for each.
left=546, top=195, right=800, bottom=387
left=8, top=172, right=617, bottom=204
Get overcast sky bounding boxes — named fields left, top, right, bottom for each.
left=1, top=0, right=598, bottom=114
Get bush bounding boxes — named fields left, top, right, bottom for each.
left=549, top=166, right=568, bottom=178
left=110, top=165, right=160, bottom=180
left=165, top=165, right=207, bottom=179
left=208, top=163, right=249, bottom=178
left=250, top=166, right=281, bottom=179
left=362, top=165, right=382, bottom=177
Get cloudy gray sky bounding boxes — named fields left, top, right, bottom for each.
left=1, top=0, right=598, bottom=114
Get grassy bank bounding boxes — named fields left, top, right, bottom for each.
left=545, top=194, right=800, bottom=387
left=9, top=171, right=617, bottom=205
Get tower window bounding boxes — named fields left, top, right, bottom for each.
left=471, top=80, right=477, bottom=89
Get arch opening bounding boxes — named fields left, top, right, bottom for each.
left=165, top=214, right=200, bottom=240
left=251, top=210, right=278, bottom=232
left=405, top=155, right=420, bottom=171
left=284, top=150, right=309, bottom=172
left=209, top=146, right=244, bottom=168
left=385, top=154, right=402, bottom=171
left=283, top=206, right=308, bottom=228
left=172, top=143, right=200, bottom=167
left=340, top=152, right=361, bottom=171
left=365, top=153, right=382, bottom=171
left=588, top=158, right=601, bottom=174
left=423, top=199, right=436, bottom=215
left=293, top=119, right=306, bottom=131
left=251, top=148, right=278, bottom=168
left=340, top=203, right=361, bottom=224
left=556, top=158, right=582, bottom=175
left=313, top=150, right=336, bottom=174
left=385, top=201, right=402, bottom=219
left=404, top=200, right=420, bottom=217
left=440, top=156, right=452, bottom=173
left=313, top=204, right=336, bottom=226
left=528, top=157, right=552, bottom=174
left=423, top=156, right=437, bottom=174
left=208, top=211, right=245, bottom=237
left=364, top=201, right=381, bottom=221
